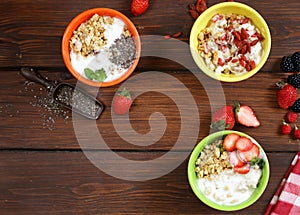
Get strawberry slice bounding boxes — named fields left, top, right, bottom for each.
left=234, top=101, right=260, bottom=127
left=223, top=133, right=240, bottom=151
left=234, top=163, right=250, bottom=174
left=238, top=144, right=260, bottom=162
left=235, top=137, right=253, bottom=151
left=228, top=151, right=245, bottom=167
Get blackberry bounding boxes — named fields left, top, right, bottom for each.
left=280, top=56, right=294, bottom=72
left=287, top=74, right=300, bottom=88
left=291, top=99, right=300, bottom=113
left=291, top=51, right=300, bottom=71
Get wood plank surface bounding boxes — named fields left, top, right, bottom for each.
left=1, top=0, right=300, bottom=214
left=0, top=151, right=295, bottom=215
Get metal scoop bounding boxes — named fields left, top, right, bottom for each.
left=20, top=67, right=104, bottom=120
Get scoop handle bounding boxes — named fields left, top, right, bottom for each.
left=20, top=67, right=53, bottom=90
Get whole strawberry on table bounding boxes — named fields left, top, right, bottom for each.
left=112, top=88, right=133, bottom=115
left=210, top=101, right=260, bottom=131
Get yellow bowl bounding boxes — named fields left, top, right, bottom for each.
left=190, top=2, right=271, bottom=82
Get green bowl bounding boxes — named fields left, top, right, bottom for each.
left=187, top=130, right=270, bottom=211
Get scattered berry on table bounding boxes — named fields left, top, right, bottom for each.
left=287, top=73, right=300, bottom=88
left=234, top=101, right=260, bottom=127
left=281, top=121, right=292, bottom=135
left=294, top=125, right=300, bottom=139
left=112, top=88, right=133, bottom=115
left=210, top=105, right=235, bottom=130
left=280, top=56, right=295, bottom=72
left=291, top=99, right=300, bottom=113
left=286, top=111, right=297, bottom=123
left=291, top=51, right=300, bottom=71
left=131, top=0, right=149, bottom=16
left=276, top=82, right=297, bottom=109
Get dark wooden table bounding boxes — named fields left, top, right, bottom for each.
left=1, top=0, right=300, bottom=214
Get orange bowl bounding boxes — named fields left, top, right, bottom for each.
left=62, top=8, right=141, bottom=87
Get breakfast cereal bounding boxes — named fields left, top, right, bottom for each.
left=69, top=14, right=136, bottom=83
left=197, top=13, right=264, bottom=75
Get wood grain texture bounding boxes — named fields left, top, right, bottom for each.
left=0, top=0, right=298, bottom=70
left=1, top=0, right=300, bottom=214
left=0, top=151, right=295, bottom=215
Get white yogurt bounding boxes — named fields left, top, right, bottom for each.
left=70, top=16, right=134, bottom=83
left=197, top=166, right=262, bottom=205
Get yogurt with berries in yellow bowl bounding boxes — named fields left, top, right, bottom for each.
left=189, top=2, right=271, bottom=82
left=187, top=130, right=270, bottom=211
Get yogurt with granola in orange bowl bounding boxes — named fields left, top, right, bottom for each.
left=189, top=2, right=271, bottom=82
left=62, top=8, right=141, bottom=87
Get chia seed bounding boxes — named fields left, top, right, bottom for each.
left=109, top=35, right=136, bottom=69
left=54, top=85, right=103, bottom=119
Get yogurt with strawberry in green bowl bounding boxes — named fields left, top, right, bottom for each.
left=187, top=130, right=269, bottom=211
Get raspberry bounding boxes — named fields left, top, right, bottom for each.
left=291, top=99, right=300, bottom=113
left=280, top=56, right=295, bottom=72
left=282, top=121, right=292, bottom=135
left=286, top=111, right=297, bottom=123
left=287, top=74, right=300, bottom=88
left=291, top=52, right=300, bottom=71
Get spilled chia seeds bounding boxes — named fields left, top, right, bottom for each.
left=22, top=80, right=70, bottom=130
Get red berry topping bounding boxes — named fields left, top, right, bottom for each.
left=286, top=111, right=297, bottom=123
left=281, top=121, right=292, bottom=135
left=294, top=125, right=300, bottom=139
left=276, top=82, right=297, bottom=109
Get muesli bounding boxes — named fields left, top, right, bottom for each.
left=69, top=14, right=136, bottom=82
left=197, top=13, right=264, bottom=75
left=195, top=134, right=265, bottom=205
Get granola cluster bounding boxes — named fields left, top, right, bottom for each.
left=69, top=14, right=132, bottom=57
left=195, top=140, right=232, bottom=179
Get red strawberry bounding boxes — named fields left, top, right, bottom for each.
left=210, top=105, right=235, bottom=130
left=131, top=0, right=149, bottom=16
left=235, top=137, right=253, bottom=151
left=294, top=125, right=300, bottom=139
left=286, top=111, right=297, bottom=123
left=276, top=82, right=297, bottom=109
left=238, top=144, right=260, bottom=162
left=282, top=121, right=292, bottom=135
left=234, top=101, right=260, bottom=127
left=223, top=133, right=240, bottom=151
left=112, top=88, right=133, bottom=115
left=234, top=163, right=250, bottom=174
left=228, top=151, right=245, bottom=167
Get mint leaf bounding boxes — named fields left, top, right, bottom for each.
left=95, top=68, right=107, bottom=82
left=84, top=68, right=96, bottom=80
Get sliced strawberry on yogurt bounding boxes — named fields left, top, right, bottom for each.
left=234, top=163, right=250, bottom=174
left=223, top=133, right=240, bottom=151
left=238, top=143, right=260, bottom=162
left=235, top=137, right=253, bottom=151
left=228, top=150, right=246, bottom=167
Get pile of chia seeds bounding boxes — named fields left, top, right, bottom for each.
left=54, top=85, right=102, bottom=119
left=109, top=35, right=136, bottom=69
